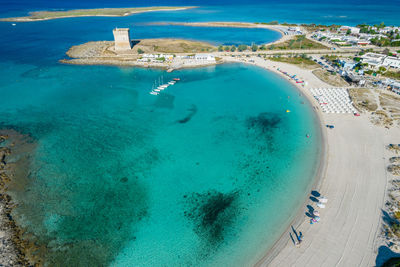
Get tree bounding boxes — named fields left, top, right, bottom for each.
left=383, top=48, right=390, bottom=55
left=218, top=45, right=223, bottom=52
left=238, top=44, right=248, bottom=52
left=251, top=43, right=258, bottom=52
left=137, top=48, right=144, bottom=54
left=230, top=45, right=236, bottom=52
left=346, top=29, right=351, bottom=35
left=259, top=44, right=266, bottom=50
left=224, top=46, right=230, bottom=51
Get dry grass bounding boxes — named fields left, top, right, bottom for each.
left=266, top=35, right=328, bottom=50
left=135, top=39, right=216, bottom=53
left=268, top=56, right=319, bottom=69
left=312, top=69, right=349, bottom=87
left=349, top=89, right=400, bottom=128
left=65, top=39, right=216, bottom=59
left=348, top=88, right=378, bottom=112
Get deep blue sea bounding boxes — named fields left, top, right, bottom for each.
left=0, top=0, right=394, bottom=266
left=1, top=0, right=400, bottom=26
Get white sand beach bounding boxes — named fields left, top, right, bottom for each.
left=222, top=56, right=400, bottom=266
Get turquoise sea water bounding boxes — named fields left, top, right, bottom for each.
left=0, top=4, right=324, bottom=266
left=1, top=62, right=321, bottom=266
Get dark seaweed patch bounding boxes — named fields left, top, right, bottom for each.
left=184, top=190, right=239, bottom=245
left=177, top=105, right=198, bottom=124
left=245, top=112, right=281, bottom=134
left=245, top=112, right=282, bottom=153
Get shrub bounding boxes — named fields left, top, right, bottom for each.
left=238, top=44, right=248, bottom=52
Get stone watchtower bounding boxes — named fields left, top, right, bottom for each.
left=113, top=28, right=132, bottom=51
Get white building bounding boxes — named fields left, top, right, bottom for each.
left=383, top=56, right=400, bottom=69
left=361, top=53, right=386, bottom=67
left=382, top=79, right=400, bottom=95
left=339, top=26, right=360, bottom=34
left=194, top=54, right=216, bottom=61
left=141, top=54, right=174, bottom=60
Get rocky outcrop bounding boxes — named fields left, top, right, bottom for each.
left=0, top=131, right=41, bottom=266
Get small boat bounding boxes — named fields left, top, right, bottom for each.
left=173, top=78, right=180, bottom=81
left=12, top=23, right=16, bottom=26
left=150, top=91, right=159, bottom=95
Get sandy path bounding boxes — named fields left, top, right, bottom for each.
left=222, top=56, right=400, bottom=266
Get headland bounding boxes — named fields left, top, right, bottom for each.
left=0, top=6, right=197, bottom=22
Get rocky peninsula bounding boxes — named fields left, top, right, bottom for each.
left=61, top=39, right=222, bottom=70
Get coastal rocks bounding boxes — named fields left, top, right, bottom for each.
left=0, top=130, right=37, bottom=267
left=184, top=190, right=240, bottom=245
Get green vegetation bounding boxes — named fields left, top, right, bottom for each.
left=266, top=35, right=328, bottom=50
left=382, top=257, right=400, bottom=267
left=137, top=48, right=144, bottom=54
left=324, top=55, right=338, bottom=61
left=269, top=54, right=319, bottom=69
left=0, top=6, right=196, bottom=21
left=237, top=44, right=248, bottom=52
left=264, top=21, right=278, bottom=25
left=230, top=45, right=236, bottom=52
left=251, top=44, right=258, bottom=52
left=382, top=71, right=400, bottom=79
left=218, top=45, right=223, bottom=52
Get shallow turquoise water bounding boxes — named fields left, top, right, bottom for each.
left=0, top=5, right=322, bottom=266
left=1, top=61, right=321, bottom=266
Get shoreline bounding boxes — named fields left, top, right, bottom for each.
left=221, top=57, right=328, bottom=266
left=0, top=130, right=40, bottom=266
left=2, top=44, right=398, bottom=266
left=146, top=21, right=286, bottom=39
left=0, top=6, right=197, bottom=22
left=240, top=58, right=400, bottom=266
